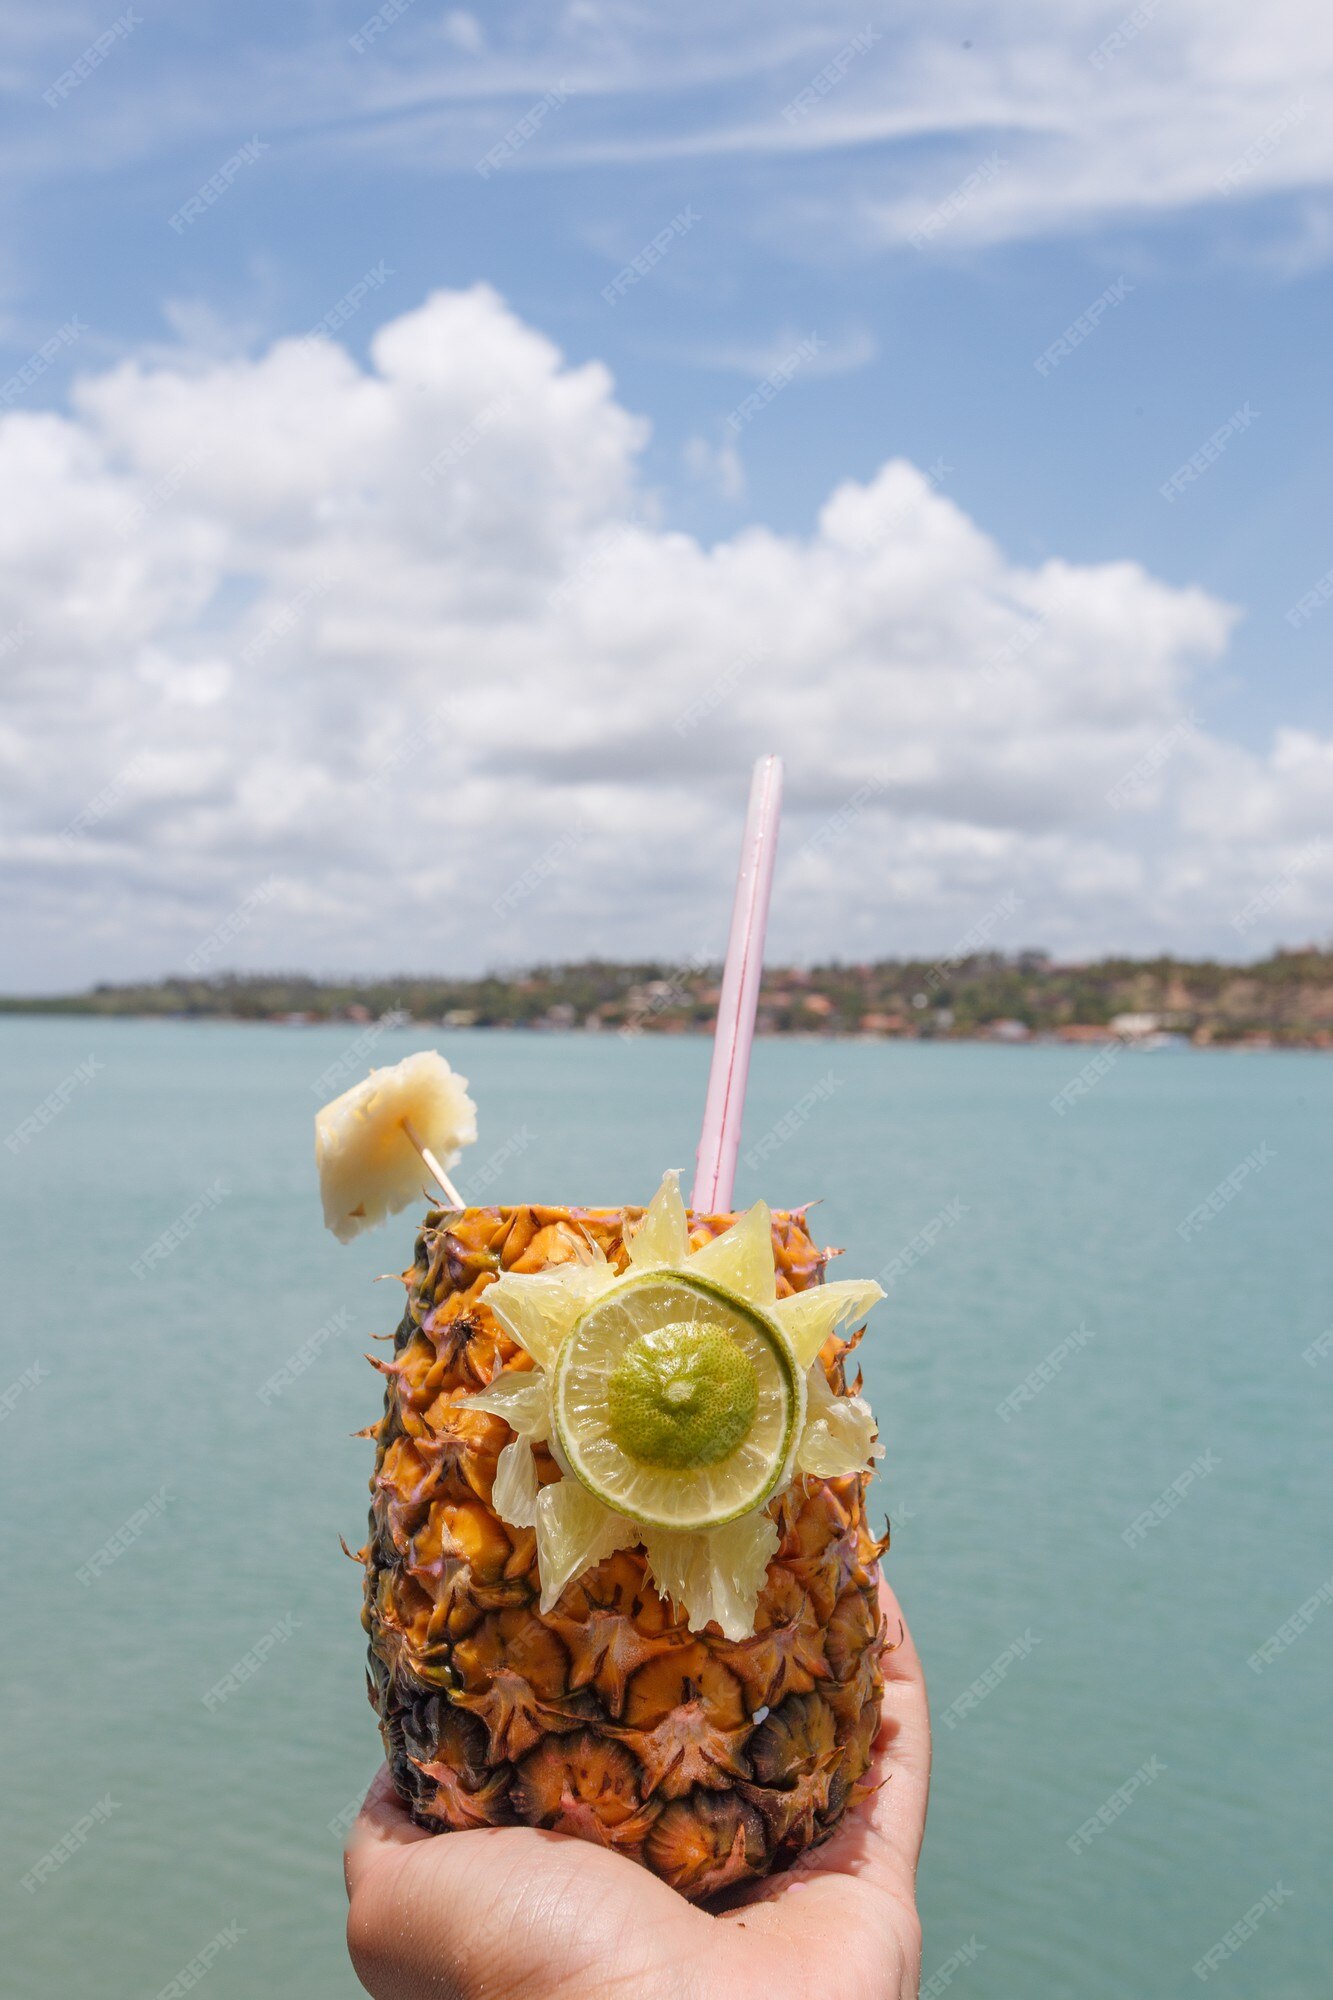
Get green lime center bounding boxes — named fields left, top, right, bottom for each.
left=606, top=1323, right=758, bottom=1470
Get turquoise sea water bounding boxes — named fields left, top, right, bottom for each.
left=1, top=1018, right=1329, bottom=1998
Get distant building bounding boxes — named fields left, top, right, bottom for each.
left=1110, top=1012, right=1162, bottom=1040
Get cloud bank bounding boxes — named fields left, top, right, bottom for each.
left=1, top=283, right=1329, bottom=987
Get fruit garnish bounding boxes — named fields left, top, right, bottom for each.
left=461, top=1169, right=884, bottom=1638
left=771, top=1277, right=888, bottom=1369
left=553, top=1272, right=802, bottom=1531
left=796, top=1359, right=883, bottom=1479
left=315, top=1049, right=477, bottom=1242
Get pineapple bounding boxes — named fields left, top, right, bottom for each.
left=356, top=1192, right=888, bottom=1902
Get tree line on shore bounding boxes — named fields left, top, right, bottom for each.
left=6, top=947, right=1333, bottom=1046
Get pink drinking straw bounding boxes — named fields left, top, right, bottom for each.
left=692, top=754, right=784, bottom=1214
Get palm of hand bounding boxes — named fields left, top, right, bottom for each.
left=345, top=1577, right=930, bottom=2000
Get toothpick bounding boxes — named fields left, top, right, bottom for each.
left=401, top=1118, right=464, bottom=1209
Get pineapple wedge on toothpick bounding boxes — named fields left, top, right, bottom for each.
left=315, top=1050, right=477, bottom=1242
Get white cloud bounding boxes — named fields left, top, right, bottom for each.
left=2, top=4, right=1331, bottom=254
left=1, top=282, right=1330, bottom=988
left=319, top=2, right=1333, bottom=254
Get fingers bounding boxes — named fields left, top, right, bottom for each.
left=873, top=1570, right=932, bottom=1830
left=715, top=1566, right=930, bottom=1995
left=735, top=1569, right=930, bottom=1901
left=798, top=1570, right=930, bottom=1898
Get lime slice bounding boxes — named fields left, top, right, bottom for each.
left=552, top=1272, right=803, bottom=1533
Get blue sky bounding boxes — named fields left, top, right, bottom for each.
left=2, top=1, right=1332, bottom=984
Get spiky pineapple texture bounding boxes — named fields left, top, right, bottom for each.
left=358, top=1202, right=888, bottom=1902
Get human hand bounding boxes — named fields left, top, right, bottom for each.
left=345, top=1573, right=930, bottom=2000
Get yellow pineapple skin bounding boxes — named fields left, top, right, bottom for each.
left=360, top=1202, right=887, bottom=1902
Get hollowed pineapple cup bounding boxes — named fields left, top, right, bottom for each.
left=360, top=1201, right=887, bottom=1902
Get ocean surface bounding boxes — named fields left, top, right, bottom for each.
left=1, top=1018, right=1329, bottom=1998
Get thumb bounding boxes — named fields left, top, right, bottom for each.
left=343, top=1765, right=430, bottom=1902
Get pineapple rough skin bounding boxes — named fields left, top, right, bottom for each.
left=358, top=1203, right=888, bottom=1903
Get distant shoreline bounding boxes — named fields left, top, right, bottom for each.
left=4, top=950, right=1332, bottom=1048
left=1, top=1011, right=1327, bottom=1054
